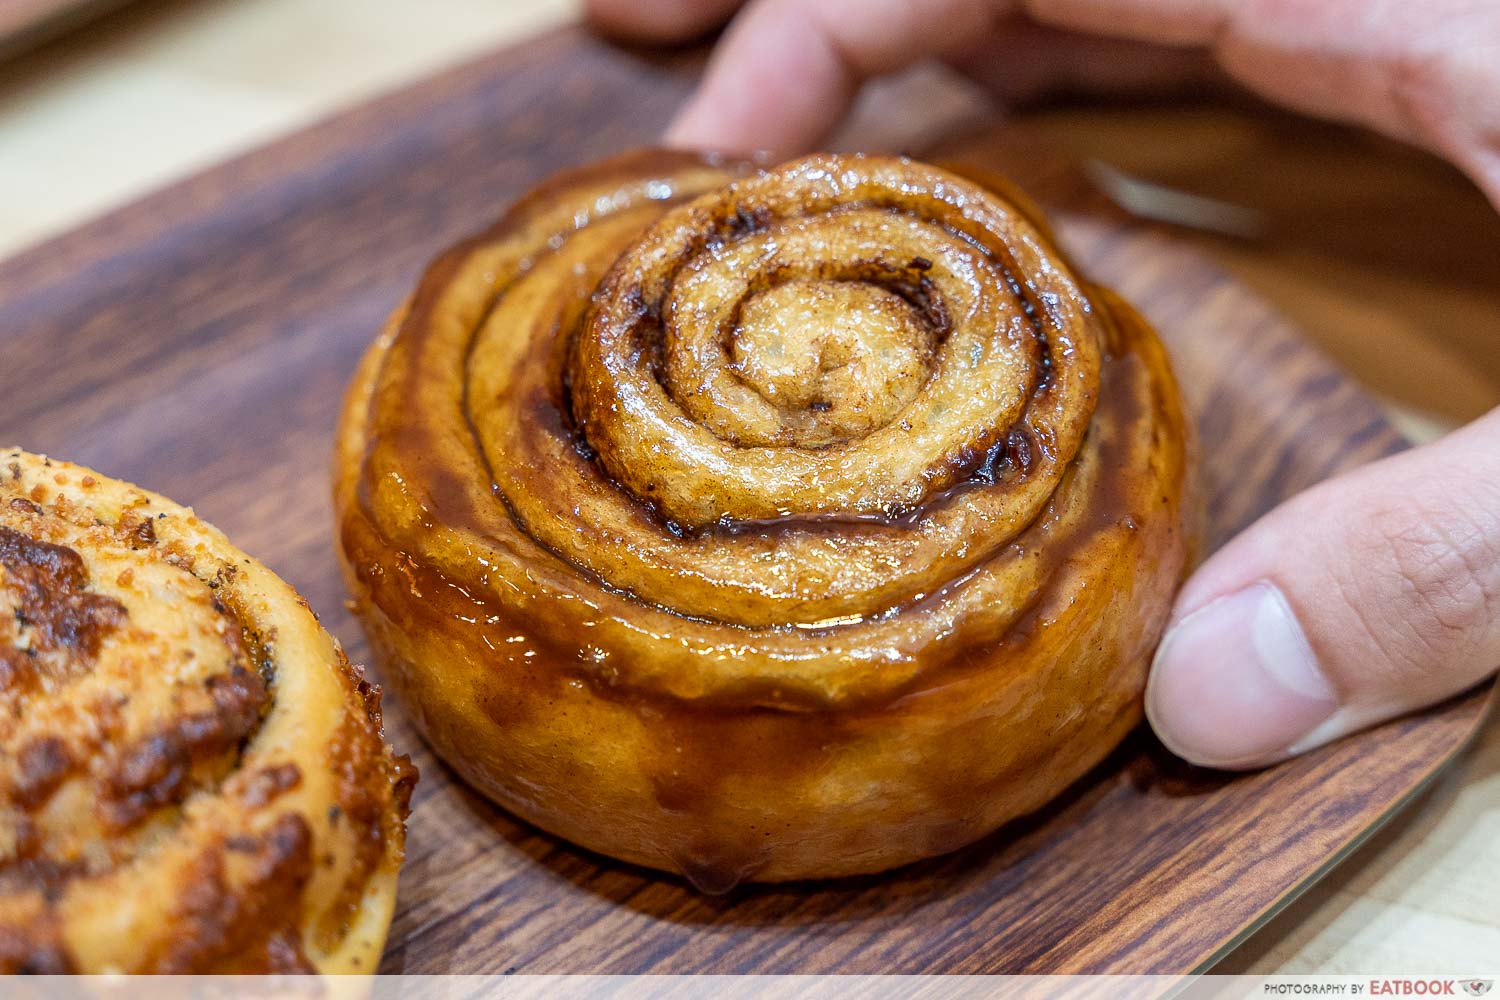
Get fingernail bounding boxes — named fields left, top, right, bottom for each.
left=1146, top=581, right=1339, bottom=769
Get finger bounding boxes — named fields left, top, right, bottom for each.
left=1023, top=0, right=1500, bottom=206
left=667, top=0, right=1011, bottom=155
left=585, top=0, right=746, bottom=44
left=1147, top=408, right=1500, bottom=770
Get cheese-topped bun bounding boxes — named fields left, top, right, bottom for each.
left=0, top=448, right=413, bottom=973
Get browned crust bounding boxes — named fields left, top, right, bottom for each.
left=0, top=525, right=127, bottom=698
left=152, top=814, right=316, bottom=974
left=0, top=450, right=413, bottom=973
left=335, top=149, right=1194, bottom=887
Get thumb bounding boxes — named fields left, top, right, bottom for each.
left=1147, top=408, right=1500, bottom=770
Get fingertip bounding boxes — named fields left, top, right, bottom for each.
left=585, top=0, right=744, bottom=45
left=1150, top=410, right=1500, bottom=768
left=662, top=105, right=733, bottom=155
left=581, top=0, right=634, bottom=38
left=662, top=107, right=734, bottom=155
left=666, top=108, right=786, bottom=159
left=662, top=2, right=862, bottom=158
left=1146, top=583, right=1339, bottom=770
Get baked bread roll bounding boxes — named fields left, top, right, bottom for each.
left=0, top=449, right=412, bottom=972
left=335, top=151, right=1192, bottom=889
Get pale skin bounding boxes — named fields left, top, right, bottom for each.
left=588, top=0, right=1500, bottom=770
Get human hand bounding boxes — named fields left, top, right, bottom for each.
left=587, top=0, right=1500, bottom=207
left=587, top=0, right=1500, bottom=769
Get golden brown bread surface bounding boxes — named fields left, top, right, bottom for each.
left=335, top=150, right=1193, bottom=889
left=0, top=449, right=413, bottom=972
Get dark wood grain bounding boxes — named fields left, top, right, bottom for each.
left=0, top=26, right=1491, bottom=975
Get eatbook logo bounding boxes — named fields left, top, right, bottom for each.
left=1462, top=982, right=1493, bottom=997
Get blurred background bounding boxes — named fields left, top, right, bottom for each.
left=3, top=0, right=1499, bottom=443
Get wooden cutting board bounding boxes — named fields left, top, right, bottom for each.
left=0, top=26, right=1492, bottom=975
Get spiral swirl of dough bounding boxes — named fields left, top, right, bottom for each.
left=336, top=151, right=1192, bottom=888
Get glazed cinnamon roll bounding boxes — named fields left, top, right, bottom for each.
left=336, top=151, right=1192, bottom=889
left=0, top=449, right=412, bottom=973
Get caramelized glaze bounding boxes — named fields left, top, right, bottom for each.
left=334, top=151, right=1194, bottom=888
left=0, top=449, right=412, bottom=972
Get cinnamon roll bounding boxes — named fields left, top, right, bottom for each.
left=335, top=151, right=1193, bottom=889
left=0, top=449, right=412, bottom=973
